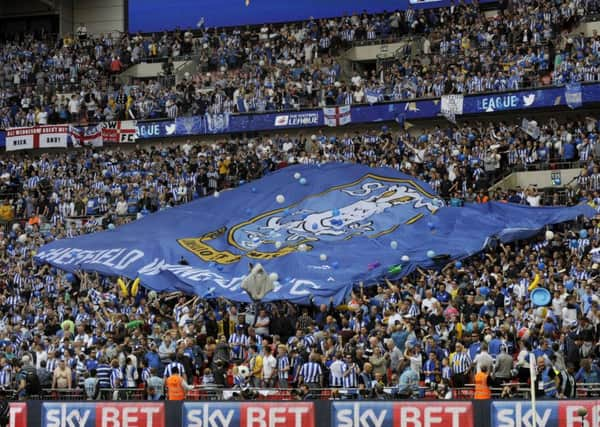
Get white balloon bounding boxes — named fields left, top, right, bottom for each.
left=269, top=272, right=279, bottom=282
left=276, top=194, right=285, bottom=204
left=294, top=172, right=301, bottom=180
left=274, top=241, right=282, bottom=249
left=320, top=253, right=327, bottom=261
left=401, top=255, right=410, bottom=262
left=17, top=234, right=27, bottom=244
left=214, top=191, right=220, bottom=198
left=545, top=230, right=554, bottom=240
left=390, top=241, right=398, bottom=250
left=298, top=244, right=308, bottom=252
left=12, top=223, right=20, bottom=232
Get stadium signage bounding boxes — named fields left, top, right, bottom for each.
left=9, top=402, right=27, bottom=427
left=3, top=83, right=600, bottom=149
left=41, top=402, right=164, bottom=427
left=331, top=402, right=473, bottom=427
left=274, top=112, right=319, bottom=127
left=135, top=121, right=176, bottom=138
left=182, top=402, right=314, bottom=427
left=490, top=401, right=600, bottom=427
left=479, top=95, right=519, bottom=112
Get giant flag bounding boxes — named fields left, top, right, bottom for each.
left=35, top=164, right=595, bottom=305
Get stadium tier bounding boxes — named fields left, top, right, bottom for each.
left=0, top=1, right=598, bottom=427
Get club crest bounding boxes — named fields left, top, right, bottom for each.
left=178, top=174, right=442, bottom=264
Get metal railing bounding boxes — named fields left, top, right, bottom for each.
left=10, top=383, right=600, bottom=401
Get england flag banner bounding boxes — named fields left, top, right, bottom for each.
left=101, top=120, right=138, bottom=143
left=35, top=164, right=595, bottom=305
left=70, top=124, right=104, bottom=147
left=5, top=125, right=69, bottom=152
left=323, top=105, right=351, bottom=127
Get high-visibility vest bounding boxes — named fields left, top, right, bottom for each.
left=542, top=368, right=557, bottom=397
left=166, top=374, right=185, bottom=400
left=474, top=371, right=491, bottom=399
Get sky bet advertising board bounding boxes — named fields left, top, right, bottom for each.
left=331, top=401, right=473, bottom=427
left=41, top=402, right=164, bottom=427
left=128, top=0, right=493, bottom=32
left=9, top=402, right=26, bottom=427
left=491, top=400, right=600, bottom=427
left=181, top=402, right=314, bottom=427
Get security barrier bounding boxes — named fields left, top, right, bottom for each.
left=8, top=398, right=600, bottom=427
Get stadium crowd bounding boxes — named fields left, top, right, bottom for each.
left=3, top=0, right=600, bottom=126
left=0, top=112, right=597, bottom=401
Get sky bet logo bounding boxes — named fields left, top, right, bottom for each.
left=331, top=402, right=473, bottom=427
left=9, top=402, right=26, bottom=427
left=491, top=400, right=600, bottom=427
left=182, top=402, right=314, bottom=427
left=42, top=402, right=164, bottom=427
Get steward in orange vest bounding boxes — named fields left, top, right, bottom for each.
left=474, top=365, right=492, bottom=399
left=166, top=366, right=192, bottom=400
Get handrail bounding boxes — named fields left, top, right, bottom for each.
left=9, top=383, right=600, bottom=401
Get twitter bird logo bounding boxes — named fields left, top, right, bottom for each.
left=522, top=94, right=536, bottom=107
left=165, top=124, right=176, bottom=135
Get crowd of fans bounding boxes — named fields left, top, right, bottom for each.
left=3, top=0, right=600, bottom=127
left=0, top=111, right=597, bottom=401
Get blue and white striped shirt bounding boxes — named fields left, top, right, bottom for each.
left=110, top=367, right=123, bottom=388
left=163, top=361, right=185, bottom=378
left=299, top=361, right=322, bottom=384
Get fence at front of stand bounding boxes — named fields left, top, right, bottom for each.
left=16, top=383, right=599, bottom=401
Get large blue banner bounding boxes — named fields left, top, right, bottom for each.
left=129, top=0, right=493, bottom=33
left=35, top=164, right=594, bottom=304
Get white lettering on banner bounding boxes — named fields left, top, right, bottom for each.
left=399, top=406, right=466, bottom=427
left=9, top=405, right=24, bottom=427
left=7, top=125, right=68, bottom=136
left=495, top=405, right=552, bottom=427
left=336, top=407, right=387, bottom=427
left=481, top=95, right=518, bottom=112
left=137, top=259, right=229, bottom=287
left=186, top=405, right=234, bottom=427
left=565, top=405, right=599, bottom=427
left=290, top=280, right=321, bottom=296
left=246, top=406, right=309, bottom=427
left=120, top=133, right=136, bottom=143
left=37, top=248, right=143, bottom=270
left=100, top=406, right=161, bottom=427
left=112, top=250, right=144, bottom=269
left=45, top=406, right=91, bottom=427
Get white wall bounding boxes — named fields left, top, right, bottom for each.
left=345, top=41, right=407, bottom=62
left=493, top=168, right=583, bottom=191
left=72, top=0, right=124, bottom=35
